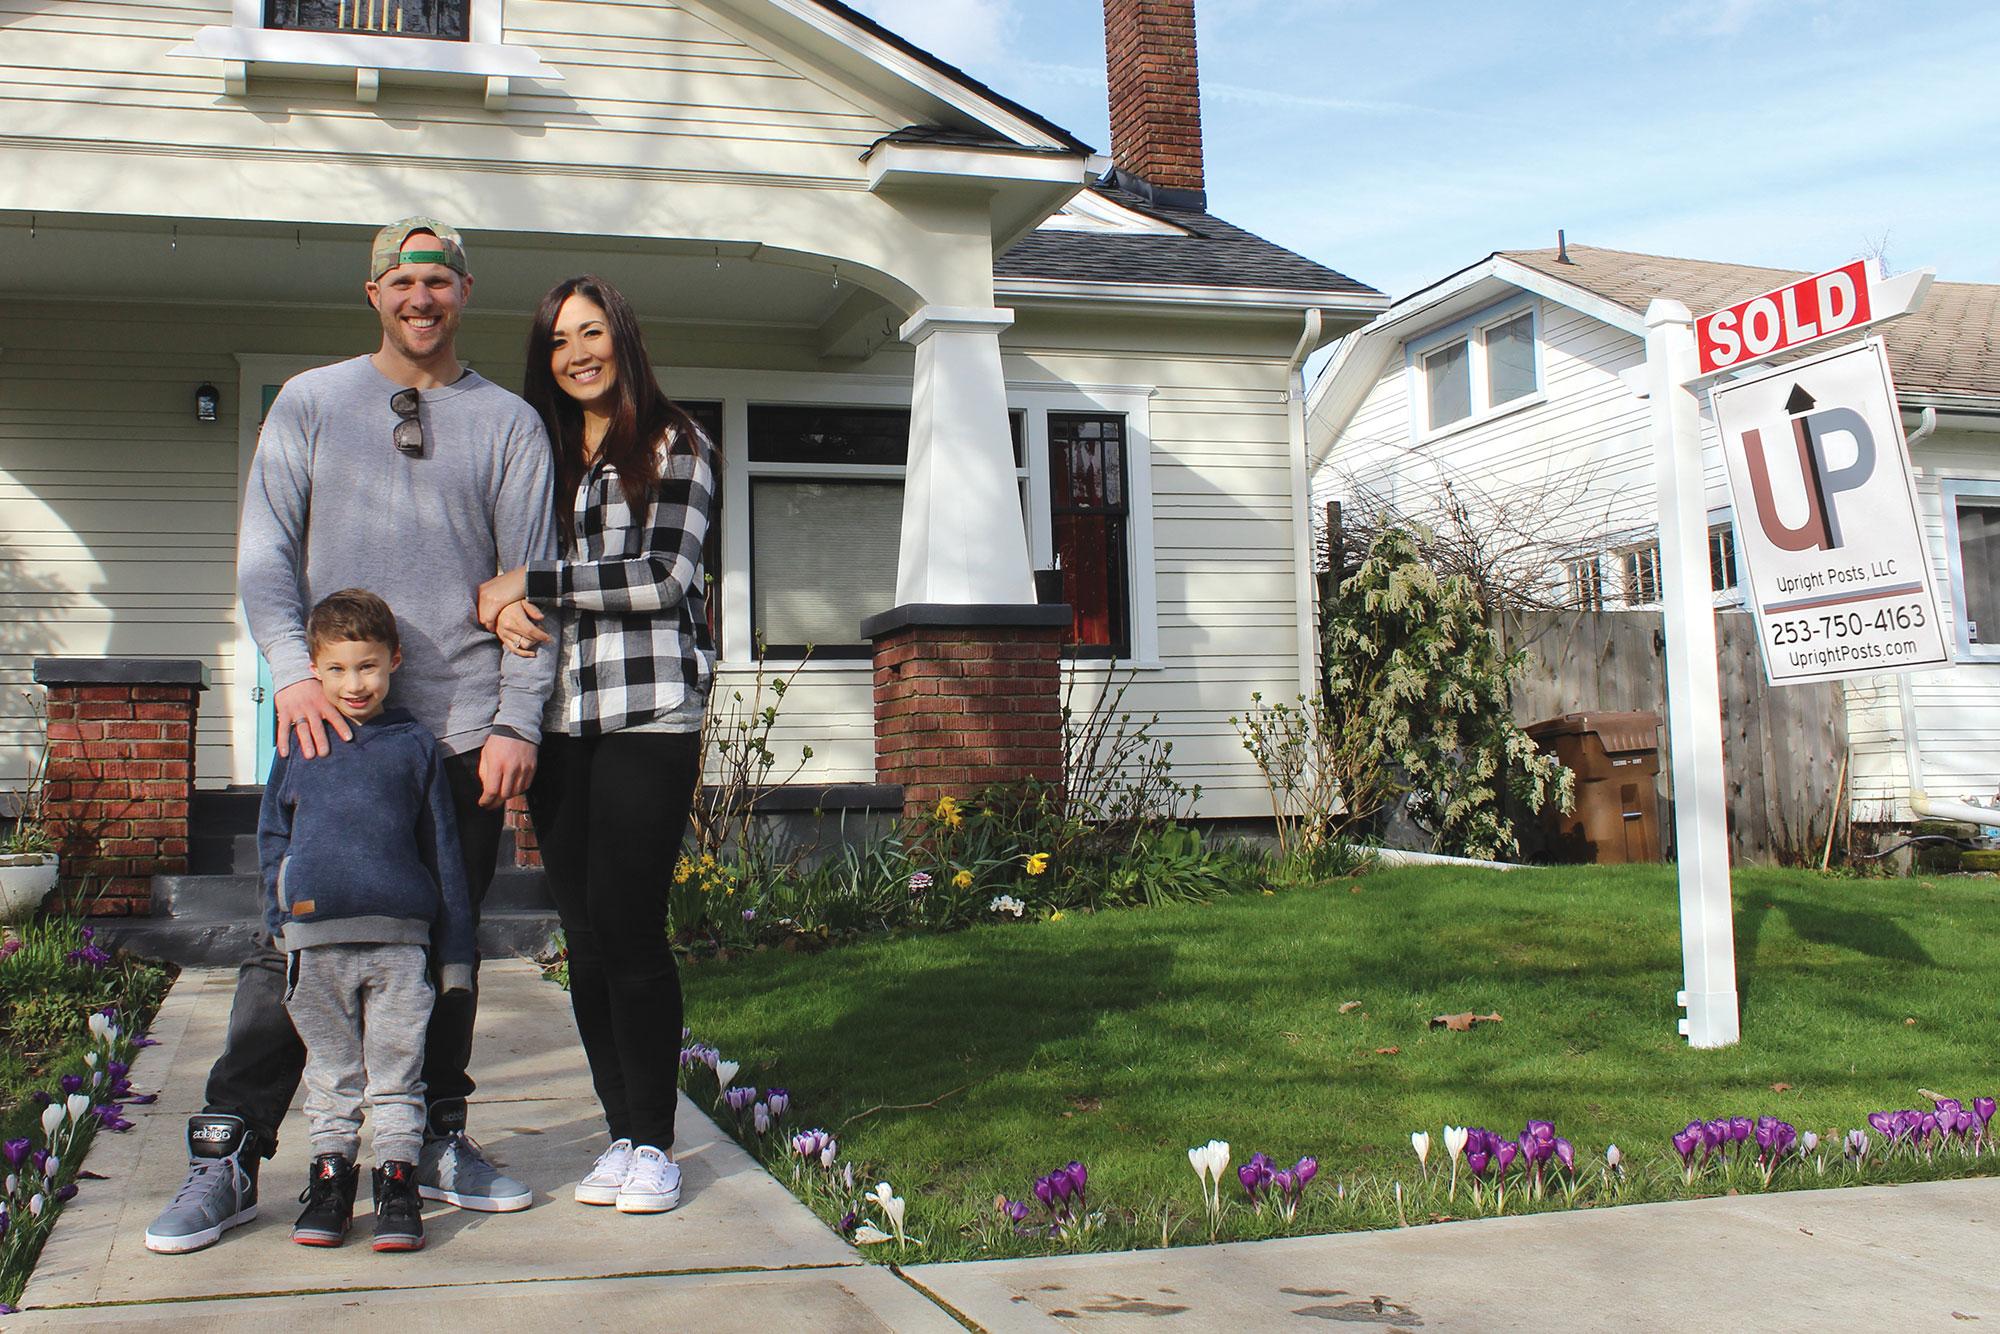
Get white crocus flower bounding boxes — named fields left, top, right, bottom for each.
left=28, top=1193, right=44, bottom=1218
left=39, top=1105, right=63, bottom=1142
left=86, top=1013, right=111, bottom=1042
left=853, top=1222, right=894, bottom=1244
left=66, top=1093, right=91, bottom=1124
left=1443, top=1125, right=1469, bottom=1162
left=1411, top=1131, right=1431, bottom=1172
left=1606, top=1143, right=1623, bottom=1170
left=752, top=1103, right=771, bottom=1136
left=715, top=1059, right=740, bottom=1092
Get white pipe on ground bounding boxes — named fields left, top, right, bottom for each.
left=1896, top=671, right=2000, bottom=827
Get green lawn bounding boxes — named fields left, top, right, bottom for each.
left=679, top=863, right=2000, bottom=1257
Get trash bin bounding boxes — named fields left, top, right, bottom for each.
left=1525, top=711, right=1664, bottom=864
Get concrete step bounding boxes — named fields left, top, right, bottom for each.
left=153, top=867, right=554, bottom=921
left=96, top=911, right=562, bottom=971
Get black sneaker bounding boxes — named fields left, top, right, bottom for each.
left=291, top=1153, right=358, bottom=1247
left=372, top=1160, right=426, bottom=1252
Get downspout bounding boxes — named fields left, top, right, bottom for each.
left=1894, top=407, right=1998, bottom=827
left=1287, top=309, right=1325, bottom=700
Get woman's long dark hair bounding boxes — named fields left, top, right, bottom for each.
left=523, top=274, right=707, bottom=548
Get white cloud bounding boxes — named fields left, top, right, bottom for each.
left=841, top=0, right=1022, bottom=71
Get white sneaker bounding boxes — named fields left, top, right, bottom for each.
left=615, top=1145, right=681, bottom=1214
left=576, top=1138, right=634, bottom=1206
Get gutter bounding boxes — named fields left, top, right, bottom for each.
left=1287, top=309, right=1324, bottom=701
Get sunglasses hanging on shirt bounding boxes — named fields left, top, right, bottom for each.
left=391, top=387, right=423, bottom=456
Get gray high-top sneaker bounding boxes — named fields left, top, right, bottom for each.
left=416, top=1098, right=531, bottom=1212
left=143, top=1114, right=261, bottom=1253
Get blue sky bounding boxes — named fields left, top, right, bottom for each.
left=844, top=1, right=2000, bottom=299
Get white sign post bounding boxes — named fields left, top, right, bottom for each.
left=1710, top=339, right=1951, bottom=685
left=1643, top=262, right=1932, bottom=1049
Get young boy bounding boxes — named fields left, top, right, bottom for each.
left=260, top=588, right=476, bottom=1252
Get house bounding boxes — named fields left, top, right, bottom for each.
left=0, top=0, right=1385, bottom=908
left=1307, top=242, right=2000, bottom=829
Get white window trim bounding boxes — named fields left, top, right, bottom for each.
left=174, top=0, right=556, bottom=94
left=1706, top=506, right=1746, bottom=607
left=666, top=368, right=1161, bottom=673
left=1403, top=297, right=1546, bottom=444
left=1941, top=477, right=2000, bottom=663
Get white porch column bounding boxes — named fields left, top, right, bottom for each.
left=895, top=306, right=1035, bottom=605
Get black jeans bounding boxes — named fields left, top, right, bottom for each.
left=527, top=730, right=695, bottom=1151
left=203, top=748, right=503, bottom=1155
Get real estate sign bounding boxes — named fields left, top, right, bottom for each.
left=1710, top=338, right=1950, bottom=685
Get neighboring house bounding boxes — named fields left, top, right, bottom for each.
left=0, top=0, right=1385, bottom=824
left=1307, top=242, right=2000, bottom=825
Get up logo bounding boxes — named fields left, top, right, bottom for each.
left=1738, top=384, right=1876, bottom=553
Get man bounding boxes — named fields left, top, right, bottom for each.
left=145, top=217, right=558, bottom=1253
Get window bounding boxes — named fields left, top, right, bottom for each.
left=1619, top=543, right=1661, bottom=606
left=1708, top=522, right=1739, bottom=595
left=264, top=0, right=467, bottom=36
left=1047, top=413, right=1131, bottom=658
left=1411, top=303, right=1541, bottom=435
left=747, top=405, right=908, bottom=658
left=1943, top=480, right=2000, bottom=660
left=1568, top=556, right=1604, bottom=611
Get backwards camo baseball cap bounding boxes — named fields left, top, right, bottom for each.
left=369, top=216, right=469, bottom=280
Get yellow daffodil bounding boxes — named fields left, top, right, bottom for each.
left=1048, top=909, right=1065, bottom=922
left=934, top=795, right=963, bottom=829
left=952, top=869, right=973, bottom=890
left=1025, top=852, right=1049, bottom=876
left=673, top=857, right=693, bottom=885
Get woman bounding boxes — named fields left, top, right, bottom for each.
left=476, top=275, right=715, bottom=1215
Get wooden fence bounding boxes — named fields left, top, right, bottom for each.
left=1501, top=610, right=1849, bottom=866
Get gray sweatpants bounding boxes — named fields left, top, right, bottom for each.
left=284, top=944, right=433, bottom=1164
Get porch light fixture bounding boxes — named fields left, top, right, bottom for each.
left=194, top=383, right=220, bottom=423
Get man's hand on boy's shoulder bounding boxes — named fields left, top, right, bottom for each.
left=476, top=732, right=536, bottom=809
left=274, top=680, right=353, bottom=759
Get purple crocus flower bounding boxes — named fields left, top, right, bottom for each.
left=724, top=1086, right=757, bottom=1116
left=29, top=1150, right=47, bottom=1175
left=1524, top=1120, right=1556, bottom=1146
left=766, top=1089, right=789, bottom=1122
left=1494, top=1141, right=1519, bottom=1176
left=1033, top=1173, right=1056, bottom=1207
left=58, top=1075, right=82, bottom=1096
left=1063, top=1161, right=1087, bottom=1203
left=54, top=1183, right=76, bottom=1203
left=1294, top=1156, right=1318, bottom=1187
left=839, top=1210, right=858, bottom=1234
left=1466, top=1148, right=1490, bottom=1177
left=1554, top=1138, right=1575, bottom=1173
left=1729, top=1116, right=1752, bottom=1144
left=1977, top=1098, right=1996, bottom=1127
left=91, top=1105, right=132, bottom=1132
left=1672, top=1130, right=1698, bottom=1164
left=1867, top=1110, right=1893, bottom=1137
left=1, top=1139, right=30, bottom=1169
left=998, top=1197, right=1030, bottom=1224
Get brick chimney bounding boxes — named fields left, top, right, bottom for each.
left=1103, top=0, right=1206, bottom=210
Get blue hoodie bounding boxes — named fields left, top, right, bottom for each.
left=258, top=707, right=475, bottom=992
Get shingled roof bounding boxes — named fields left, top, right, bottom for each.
left=999, top=183, right=1381, bottom=299
left=1504, top=244, right=2000, bottom=400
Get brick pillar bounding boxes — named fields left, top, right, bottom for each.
left=32, top=660, right=206, bottom=917
left=505, top=795, right=541, bottom=868
left=864, top=606, right=1070, bottom=817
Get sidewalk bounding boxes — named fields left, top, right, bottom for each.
left=13, top=961, right=954, bottom=1331
left=903, top=1176, right=2000, bottom=1331
left=16, top=960, right=2000, bottom=1330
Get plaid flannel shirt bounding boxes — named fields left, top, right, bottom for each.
left=525, top=429, right=715, bottom=736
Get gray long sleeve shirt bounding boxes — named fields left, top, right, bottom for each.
left=239, top=355, right=558, bottom=753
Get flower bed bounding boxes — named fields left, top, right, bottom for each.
left=0, top=920, right=170, bottom=1306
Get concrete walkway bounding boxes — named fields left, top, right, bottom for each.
left=16, top=961, right=2000, bottom=1330
left=13, top=961, right=953, bottom=1331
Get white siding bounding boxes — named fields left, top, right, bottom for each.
left=0, top=0, right=895, bottom=182
left=1, top=299, right=1311, bottom=821
left=1846, top=427, right=2000, bottom=820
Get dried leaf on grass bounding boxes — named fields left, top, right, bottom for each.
left=1375, top=1046, right=1401, bottom=1056
left=1770, top=1082, right=1793, bottom=1093
left=1339, top=1001, right=1363, bottom=1014
left=1429, top=1011, right=1503, bottom=1032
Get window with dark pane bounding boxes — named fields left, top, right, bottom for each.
left=747, top=404, right=910, bottom=657
left=265, top=0, right=468, bottom=37
left=681, top=401, right=724, bottom=649
left=746, top=404, right=909, bottom=466
left=1048, top=412, right=1131, bottom=657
